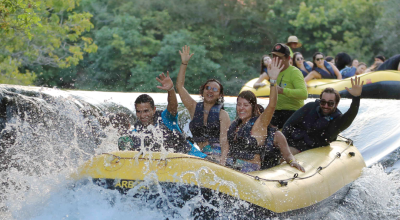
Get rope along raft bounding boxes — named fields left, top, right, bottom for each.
left=102, top=135, right=355, bottom=187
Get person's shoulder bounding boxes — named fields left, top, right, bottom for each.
left=303, top=100, right=317, bottom=109
left=288, top=65, right=303, bottom=74
left=288, top=66, right=306, bottom=80
left=219, top=109, right=230, bottom=120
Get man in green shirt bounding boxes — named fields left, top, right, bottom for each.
left=269, top=43, right=308, bottom=128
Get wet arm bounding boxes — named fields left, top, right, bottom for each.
left=326, top=96, right=360, bottom=140
left=166, top=87, right=178, bottom=116
left=219, top=110, right=231, bottom=166
left=176, top=63, right=197, bottom=119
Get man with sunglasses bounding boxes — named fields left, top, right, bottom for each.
left=282, top=76, right=363, bottom=153
left=269, top=43, right=308, bottom=129
left=128, top=72, right=206, bottom=158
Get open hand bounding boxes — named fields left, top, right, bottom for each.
left=290, top=161, right=305, bottom=172
left=268, top=57, right=284, bottom=80
left=345, top=75, right=364, bottom=97
left=179, top=45, right=194, bottom=64
left=156, top=71, right=174, bottom=91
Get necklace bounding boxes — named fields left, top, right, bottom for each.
left=203, top=109, right=209, bottom=114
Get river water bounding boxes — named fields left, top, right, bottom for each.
left=1, top=85, right=400, bottom=219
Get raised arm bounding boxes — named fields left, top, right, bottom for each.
left=252, top=57, right=283, bottom=138
left=218, top=110, right=231, bottom=166
left=156, top=71, right=178, bottom=116
left=176, top=45, right=197, bottom=118
left=326, top=76, right=363, bottom=139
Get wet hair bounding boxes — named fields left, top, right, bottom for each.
left=135, top=94, right=155, bottom=109
left=320, top=88, right=340, bottom=104
left=109, top=112, right=131, bottom=134
left=335, top=52, right=352, bottom=71
left=199, top=79, right=225, bottom=104
left=237, top=91, right=260, bottom=117
left=257, top=104, right=264, bottom=114
left=325, top=56, right=334, bottom=62
left=375, top=55, right=386, bottom=62
left=260, top=55, right=270, bottom=75
left=312, top=52, right=324, bottom=70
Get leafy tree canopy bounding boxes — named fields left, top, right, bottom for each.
left=0, top=0, right=97, bottom=85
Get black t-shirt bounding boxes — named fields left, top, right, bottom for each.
left=377, top=54, right=400, bottom=71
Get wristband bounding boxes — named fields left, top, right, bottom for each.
left=270, top=79, right=277, bottom=87
left=181, top=63, right=188, bottom=65
left=168, top=86, right=175, bottom=91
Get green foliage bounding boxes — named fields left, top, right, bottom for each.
left=373, top=0, right=400, bottom=58
left=290, top=0, right=383, bottom=62
left=0, top=0, right=96, bottom=86
left=3, top=0, right=398, bottom=93
left=0, top=56, right=36, bottom=85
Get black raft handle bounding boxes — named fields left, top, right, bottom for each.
left=279, top=180, right=288, bottom=187
left=349, top=152, right=356, bottom=157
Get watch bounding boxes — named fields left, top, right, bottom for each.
left=269, top=79, right=277, bottom=87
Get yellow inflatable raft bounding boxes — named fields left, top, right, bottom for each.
left=240, top=70, right=400, bottom=99
left=73, top=137, right=365, bottom=213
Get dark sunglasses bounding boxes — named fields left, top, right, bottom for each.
left=316, top=58, right=324, bottom=61
left=320, top=100, right=335, bottom=107
left=205, top=86, right=219, bottom=92
left=296, top=57, right=304, bottom=61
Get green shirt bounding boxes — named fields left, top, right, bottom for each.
left=289, top=47, right=294, bottom=57
left=277, top=65, right=308, bottom=110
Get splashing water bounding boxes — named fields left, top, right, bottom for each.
left=1, top=85, right=400, bottom=219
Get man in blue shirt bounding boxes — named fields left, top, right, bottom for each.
left=124, top=71, right=206, bottom=158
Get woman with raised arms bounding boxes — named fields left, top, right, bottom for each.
left=176, top=46, right=231, bottom=165
left=228, top=57, right=305, bottom=173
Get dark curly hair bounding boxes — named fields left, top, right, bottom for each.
left=199, top=79, right=224, bottom=104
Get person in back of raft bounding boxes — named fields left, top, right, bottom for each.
left=227, top=57, right=305, bottom=173
left=292, top=52, right=313, bottom=77
left=176, top=45, right=231, bottom=165
left=377, top=54, right=400, bottom=71
left=253, top=55, right=272, bottom=89
left=282, top=76, right=363, bottom=153
left=128, top=72, right=206, bottom=157
left=268, top=43, right=308, bottom=129
left=304, top=52, right=342, bottom=83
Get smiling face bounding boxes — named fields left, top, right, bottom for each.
left=236, top=97, right=253, bottom=122
left=202, top=81, right=221, bottom=104
left=315, top=54, right=325, bottom=68
left=135, top=102, right=156, bottom=126
left=356, top=64, right=367, bottom=75
left=295, top=54, right=304, bottom=66
left=320, top=93, right=337, bottom=115
left=352, top=59, right=359, bottom=68
left=263, top=56, right=272, bottom=66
